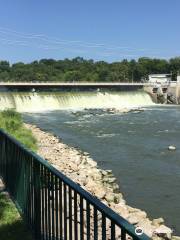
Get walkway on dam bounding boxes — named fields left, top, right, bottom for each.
left=0, top=81, right=175, bottom=87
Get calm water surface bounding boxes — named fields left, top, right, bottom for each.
left=24, top=106, right=180, bottom=234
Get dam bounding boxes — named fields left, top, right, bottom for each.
left=0, top=81, right=179, bottom=104
left=0, top=81, right=156, bottom=112
left=0, top=91, right=154, bottom=112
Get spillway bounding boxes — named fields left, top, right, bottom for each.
left=0, top=91, right=154, bottom=112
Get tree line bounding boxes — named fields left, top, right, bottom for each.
left=0, top=57, right=180, bottom=82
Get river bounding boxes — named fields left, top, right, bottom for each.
left=23, top=105, right=180, bottom=234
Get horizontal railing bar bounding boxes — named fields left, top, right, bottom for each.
left=0, top=128, right=150, bottom=239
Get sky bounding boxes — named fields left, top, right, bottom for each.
left=0, top=0, right=179, bottom=63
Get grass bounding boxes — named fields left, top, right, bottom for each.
left=0, top=192, right=33, bottom=240
left=0, top=109, right=37, bottom=151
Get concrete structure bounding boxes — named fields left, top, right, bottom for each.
left=0, top=82, right=147, bottom=92
left=0, top=81, right=180, bottom=104
left=177, top=75, right=180, bottom=83
left=0, top=82, right=170, bottom=96
left=0, top=82, right=150, bottom=87
left=0, top=81, right=170, bottom=88
left=148, top=74, right=172, bottom=84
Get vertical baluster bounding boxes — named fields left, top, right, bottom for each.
left=30, top=156, right=33, bottom=228
left=48, top=171, right=51, bottom=239
left=24, top=152, right=27, bottom=219
left=41, top=164, right=45, bottom=239
left=64, top=183, right=67, bottom=240
left=86, top=202, right=90, bottom=240
left=74, top=191, right=78, bottom=240
left=102, top=214, right=106, bottom=240
left=26, top=155, right=30, bottom=225
left=45, top=168, right=48, bottom=240
left=80, top=196, right=84, bottom=240
left=69, top=187, right=72, bottom=240
left=51, top=174, right=55, bottom=240
left=32, top=157, right=35, bottom=231
left=121, top=228, right=126, bottom=240
left=111, top=221, right=115, bottom=240
left=59, top=180, right=63, bottom=239
left=34, top=160, right=41, bottom=239
left=94, top=208, right=98, bottom=240
left=55, top=176, right=59, bottom=240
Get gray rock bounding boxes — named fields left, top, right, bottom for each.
left=105, top=192, right=115, bottom=203
left=114, top=193, right=123, bottom=203
left=172, top=236, right=180, bottom=240
left=107, top=177, right=116, bottom=183
left=100, top=170, right=108, bottom=176
left=95, top=189, right=106, bottom=199
left=154, top=225, right=172, bottom=239
left=128, top=211, right=147, bottom=225
left=168, top=145, right=176, bottom=150
left=152, top=218, right=164, bottom=227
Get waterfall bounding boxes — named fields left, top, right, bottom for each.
left=0, top=91, right=154, bottom=112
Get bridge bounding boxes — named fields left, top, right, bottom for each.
left=0, top=81, right=174, bottom=87
left=0, top=81, right=174, bottom=93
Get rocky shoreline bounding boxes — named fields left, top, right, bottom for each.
left=25, top=123, right=179, bottom=240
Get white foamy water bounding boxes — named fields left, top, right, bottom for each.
left=0, top=91, right=154, bottom=112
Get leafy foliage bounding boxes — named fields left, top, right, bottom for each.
left=0, top=109, right=37, bottom=151
left=1, top=57, right=180, bottom=82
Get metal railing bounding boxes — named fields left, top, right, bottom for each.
left=0, top=129, right=150, bottom=240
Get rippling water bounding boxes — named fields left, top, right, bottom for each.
left=24, top=106, right=180, bottom=234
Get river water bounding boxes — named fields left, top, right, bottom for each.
left=24, top=106, right=180, bottom=234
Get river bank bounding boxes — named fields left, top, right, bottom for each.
left=25, top=123, right=179, bottom=240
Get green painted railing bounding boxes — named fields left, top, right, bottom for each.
left=0, top=129, right=150, bottom=240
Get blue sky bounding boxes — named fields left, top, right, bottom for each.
left=0, top=0, right=179, bottom=63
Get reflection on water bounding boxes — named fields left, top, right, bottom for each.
left=24, top=106, right=180, bottom=234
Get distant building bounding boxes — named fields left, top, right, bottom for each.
left=177, top=75, right=180, bottom=83
left=148, top=74, right=171, bottom=83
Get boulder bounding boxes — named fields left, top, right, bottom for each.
left=114, top=193, right=123, bottom=203
left=152, top=237, right=163, bottom=240
left=95, top=188, right=106, bottom=199
left=152, top=218, right=164, bottom=227
left=138, top=219, right=155, bottom=237
left=112, top=203, right=129, bottom=218
left=105, top=192, right=115, bottom=203
left=127, top=211, right=147, bottom=225
left=100, top=170, right=108, bottom=176
left=154, top=225, right=172, bottom=239
left=168, top=145, right=176, bottom=151
left=172, top=236, right=180, bottom=240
